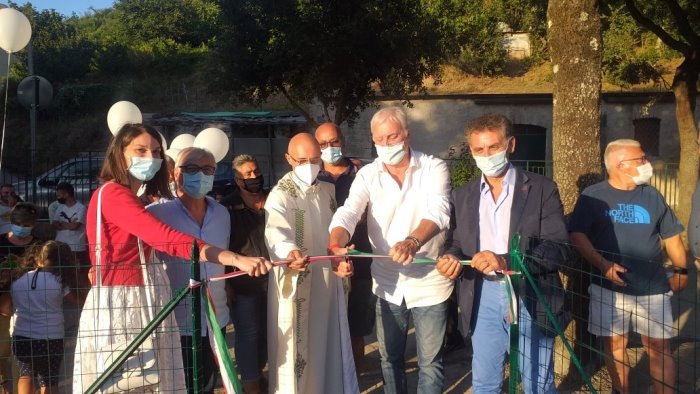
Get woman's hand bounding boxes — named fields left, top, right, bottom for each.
left=230, top=253, right=272, bottom=277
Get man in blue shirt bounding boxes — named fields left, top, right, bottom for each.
left=148, top=147, right=230, bottom=394
left=437, top=113, right=569, bottom=393
left=570, top=139, right=687, bottom=394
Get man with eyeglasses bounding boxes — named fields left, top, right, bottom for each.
left=570, top=139, right=687, bottom=394
left=147, top=147, right=229, bottom=394
left=314, top=122, right=375, bottom=376
left=264, top=132, right=357, bottom=393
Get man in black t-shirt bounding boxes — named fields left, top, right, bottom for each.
left=570, top=139, right=687, bottom=394
left=315, top=122, right=376, bottom=374
left=223, top=154, right=269, bottom=394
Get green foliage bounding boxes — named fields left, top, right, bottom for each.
left=113, top=0, right=219, bottom=46
left=211, top=0, right=448, bottom=125
left=447, top=142, right=480, bottom=188
left=8, top=5, right=95, bottom=83
left=601, top=5, right=675, bottom=87
left=425, top=0, right=548, bottom=76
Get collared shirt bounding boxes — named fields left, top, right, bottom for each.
left=329, top=149, right=453, bottom=308
left=479, top=165, right=516, bottom=255
left=147, top=196, right=230, bottom=336
left=318, top=159, right=373, bottom=279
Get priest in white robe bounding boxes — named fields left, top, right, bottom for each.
left=264, top=133, right=359, bottom=394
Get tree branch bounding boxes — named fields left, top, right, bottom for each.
left=278, top=84, right=318, bottom=128
left=661, top=0, right=700, bottom=48
left=624, top=0, right=691, bottom=53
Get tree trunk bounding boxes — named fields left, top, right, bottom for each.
left=672, top=52, right=699, bottom=241
left=548, top=0, right=602, bottom=384
left=549, top=1, right=603, bottom=213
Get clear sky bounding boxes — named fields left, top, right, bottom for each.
left=22, top=0, right=115, bottom=16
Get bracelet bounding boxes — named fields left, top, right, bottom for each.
left=405, top=236, right=422, bottom=249
left=673, top=267, right=688, bottom=275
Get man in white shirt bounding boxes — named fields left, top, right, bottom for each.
left=147, top=147, right=229, bottom=394
left=329, top=106, right=453, bottom=394
left=52, top=182, right=89, bottom=300
left=0, top=184, right=19, bottom=234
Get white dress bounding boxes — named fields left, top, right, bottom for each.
left=264, top=173, right=359, bottom=394
left=72, top=261, right=186, bottom=393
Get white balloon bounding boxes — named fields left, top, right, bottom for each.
left=170, top=134, right=195, bottom=150
left=194, top=128, right=229, bottom=162
left=107, top=101, right=142, bottom=135
left=158, top=131, right=168, bottom=151
left=0, top=8, right=32, bottom=53
left=165, top=148, right=182, bottom=161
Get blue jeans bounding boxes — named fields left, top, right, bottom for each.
left=230, top=294, right=267, bottom=383
left=471, top=280, right=556, bottom=394
left=375, top=297, right=447, bottom=394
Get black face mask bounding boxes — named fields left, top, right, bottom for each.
left=240, top=175, right=264, bottom=193
left=57, top=198, right=67, bottom=204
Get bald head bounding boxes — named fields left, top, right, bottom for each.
left=286, top=133, right=321, bottom=169
left=315, top=122, right=344, bottom=147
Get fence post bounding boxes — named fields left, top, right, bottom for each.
left=191, top=240, right=202, bottom=394
left=508, top=233, right=523, bottom=393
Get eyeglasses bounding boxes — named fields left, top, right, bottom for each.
left=318, top=139, right=342, bottom=149
left=288, top=155, right=322, bottom=166
left=618, top=156, right=648, bottom=167
left=179, top=165, right=216, bottom=176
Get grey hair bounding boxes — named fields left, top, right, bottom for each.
left=232, top=154, right=258, bottom=172
left=176, top=147, right=215, bottom=167
left=370, top=106, right=408, bottom=132
left=604, top=139, right=641, bottom=170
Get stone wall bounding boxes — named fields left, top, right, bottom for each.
left=314, top=93, right=699, bottom=163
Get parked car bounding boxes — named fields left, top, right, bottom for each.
left=13, top=153, right=104, bottom=216
left=14, top=153, right=236, bottom=216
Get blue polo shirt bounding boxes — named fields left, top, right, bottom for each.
left=147, top=196, right=230, bottom=335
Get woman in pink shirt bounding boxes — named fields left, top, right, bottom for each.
left=72, top=123, right=272, bottom=393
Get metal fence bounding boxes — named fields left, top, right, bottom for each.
left=509, top=160, right=680, bottom=210
left=0, top=239, right=225, bottom=393
left=510, top=234, right=698, bottom=393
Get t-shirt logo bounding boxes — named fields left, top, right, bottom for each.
left=606, top=203, right=651, bottom=224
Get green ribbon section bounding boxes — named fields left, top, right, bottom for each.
left=203, top=287, right=243, bottom=393
left=346, top=249, right=471, bottom=265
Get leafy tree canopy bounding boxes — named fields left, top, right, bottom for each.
left=210, top=0, right=447, bottom=126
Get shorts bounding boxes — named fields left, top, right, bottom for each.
left=11, top=335, right=64, bottom=387
left=347, top=278, right=377, bottom=337
left=587, top=284, right=674, bottom=339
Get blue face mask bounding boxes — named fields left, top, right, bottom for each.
left=321, top=146, right=343, bottom=165
left=11, top=225, right=32, bottom=238
left=182, top=172, right=214, bottom=199
left=128, top=157, right=163, bottom=182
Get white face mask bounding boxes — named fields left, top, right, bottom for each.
left=630, top=162, right=653, bottom=185
left=474, top=150, right=509, bottom=177
left=293, top=163, right=321, bottom=186
left=375, top=142, right=406, bottom=166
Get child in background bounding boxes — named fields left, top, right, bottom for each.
left=10, top=241, right=78, bottom=394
